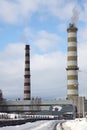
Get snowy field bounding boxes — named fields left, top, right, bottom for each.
left=0, top=118, right=87, bottom=130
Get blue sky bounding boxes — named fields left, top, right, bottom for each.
left=0, top=0, right=87, bottom=100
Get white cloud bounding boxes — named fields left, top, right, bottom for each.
left=78, top=25, right=87, bottom=43
left=0, top=43, right=24, bottom=99
left=21, top=29, right=63, bottom=52
left=78, top=44, right=87, bottom=69
left=34, top=39, right=53, bottom=52
left=78, top=43, right=87, bottom=97
left=18, top=0, right=39, bottom=16
left=0, top=0, right=85, bottom=28
left=0, top=0, right=40, bottom=24
left=0, top=1, right=19, bottom=24
left=0, top=0, right=81, bottom=24
left=34, top=30, right=62, bottom=52
left=31, top=52, right=66, bottom=99
left=79, top=1, right=87, bottom=23
left=37, top=30, right=60, bottom=41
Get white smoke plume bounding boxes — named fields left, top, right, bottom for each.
left=71, top=6, right=80, bottom=26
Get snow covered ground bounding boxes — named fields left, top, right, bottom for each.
left=0, top=118, right=87, bottom=130
left=58, top=118, right=87, bottom=130
left=0, top=120, right=59, bottom=130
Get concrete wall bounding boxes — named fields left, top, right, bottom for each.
left=71, top=96, right=86, bottom=117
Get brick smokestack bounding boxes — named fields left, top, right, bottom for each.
left=24, top=45, right=31, bottom=100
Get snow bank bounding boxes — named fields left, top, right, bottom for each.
left=62, top=118, right=87, bottom=130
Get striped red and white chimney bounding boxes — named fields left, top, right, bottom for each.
left=24, top=45, right=31, bottom=100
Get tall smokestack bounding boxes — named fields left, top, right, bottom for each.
left=66, top=23, right=79, bottom=100
left=24, top=45, right=31, bottom=100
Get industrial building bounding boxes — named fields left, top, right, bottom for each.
left=0, top=22, right=87, bottom=119
left=0, top=99, right=75, bottom=119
